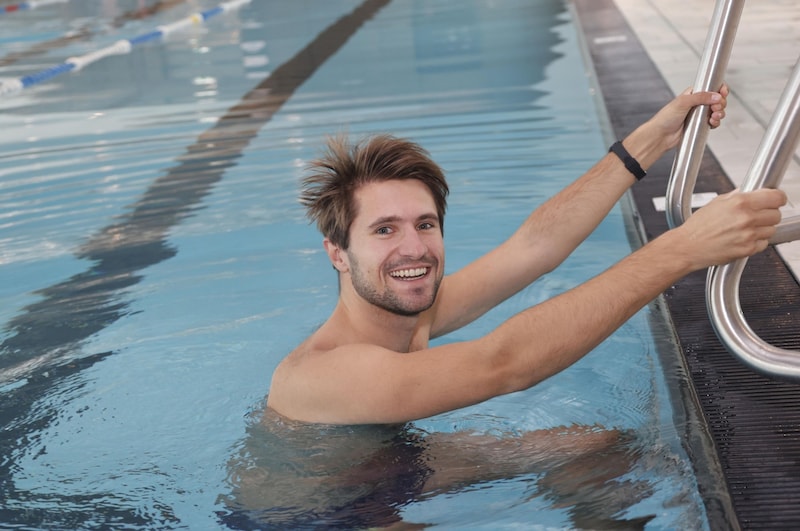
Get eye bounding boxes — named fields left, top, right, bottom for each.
left=418, top=221, right=436, bottom=231
left=376, top=226, right=393, bottom=235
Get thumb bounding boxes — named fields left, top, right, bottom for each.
left=680, top=88, right=722, bottom=108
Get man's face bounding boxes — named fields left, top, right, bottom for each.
left=344, top=179, right=444, bottom=316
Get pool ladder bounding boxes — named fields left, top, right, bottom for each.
left=666, top=0, right=800, bottom=379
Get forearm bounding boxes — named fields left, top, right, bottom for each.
left=489, top=230, right=691, bottom=393
left=431, top=90, right=727, bottom=338
left=515, top=120, right=668, bottom=274
left=485, top=184, right=785, bottom=393
left=508, top=87, right=725, bottom=279
left=435, top=122, right=673, bottom=337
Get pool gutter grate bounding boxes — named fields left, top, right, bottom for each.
left=573, top=1, right=800, bottom=529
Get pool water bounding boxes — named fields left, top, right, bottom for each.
left=0, top=0, right=713, bottom=529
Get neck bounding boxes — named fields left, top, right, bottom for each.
left=329, top=293, right=422, bottom=353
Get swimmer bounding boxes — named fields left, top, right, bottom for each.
left=267, top=84, right=786, bottom=425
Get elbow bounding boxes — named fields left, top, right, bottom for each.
left=538, top=258, right=560, bottom=277
left=480, top=327, right=573, bottom=397
left=479, top=335, right=536, bottom=396
left=534, top=241, right=570, bottom=276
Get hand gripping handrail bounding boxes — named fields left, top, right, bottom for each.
left=707, top=59, right=800, bottom=379
left=667, top=0, right=800, bottom=379
left=665, top=0, right=744, bottom=229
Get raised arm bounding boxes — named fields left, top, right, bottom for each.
left=429, top=87, right=729, bottom=338
left=270, top=186, right=784, bottom=424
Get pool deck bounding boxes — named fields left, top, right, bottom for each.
left=573, top=1, right=800, bottom=529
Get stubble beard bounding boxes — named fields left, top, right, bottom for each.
left=347, top=253, right=441, bottom=317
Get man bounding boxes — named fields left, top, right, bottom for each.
left=267, top=86, right=787, bottom=425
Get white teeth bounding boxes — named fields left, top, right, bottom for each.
left=390, top=267, right=427, bottom=278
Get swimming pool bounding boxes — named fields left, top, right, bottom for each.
left=1, top=0, right=717, bottom=528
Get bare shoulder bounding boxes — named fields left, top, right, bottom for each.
left=267, top=338, right=321, bottom=410
left=265, top=310, right=499, bottom=424
left=266, top=335, right=395, bottom=423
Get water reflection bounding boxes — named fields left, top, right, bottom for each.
left=0, top=1, right=392, bottom=527
left=0, top=0, right=707, bottom=528
left=221, top=408, right=656, bottom=530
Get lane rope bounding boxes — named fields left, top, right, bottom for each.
left=0, top=0, right=252, bottom=97
left=2, top=0, right=69, bottom=14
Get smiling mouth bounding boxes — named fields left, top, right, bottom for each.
left=389, top=267, right=429, bottom=280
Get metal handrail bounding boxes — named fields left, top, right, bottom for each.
left=665, top=0, right=744, bottom=229
left=706, top=59, right=800, bottom=379
left=666, top=0, right=800, bottom=379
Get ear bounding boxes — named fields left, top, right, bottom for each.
left=323, top=238, right=349, bottom=273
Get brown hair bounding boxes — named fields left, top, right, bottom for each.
left=300, top=134, right=449, bottom=249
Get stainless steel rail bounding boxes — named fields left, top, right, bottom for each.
left=706, top=59, right=800, bottom=379
left=666, top=0, right=800, bottom=379
left=665, top=0, right=744, bottom=229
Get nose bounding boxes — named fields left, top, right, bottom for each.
left=398, top=227, right=427, bottom=259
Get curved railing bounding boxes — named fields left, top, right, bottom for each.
left=666, top=0, right=800, bottom=379
left=665, top=0, right=744, bottom=230
left=706, top=60, right=800, bottom=379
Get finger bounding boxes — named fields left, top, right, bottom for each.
left=723, top=187, right=786, bottom=209
left=709, top=110, right=725, bottom=128
left=745, top=188, right=788, bottom=209
left=753, top=225, right=778, bottom=240
left=752, top=239, right=770, bottom=255
left=715, top=188, right=741, bottom=200
left=682, top=90, right=723, bottom=109
left=710, top=94, right=728, bottom=110
left=751, top=208, right=783, bottom=227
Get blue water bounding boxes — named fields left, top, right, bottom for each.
left=0, top=0, right=713, bottom=529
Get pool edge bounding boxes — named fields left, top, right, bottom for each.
left=571, top=0, right=800, bottom=529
